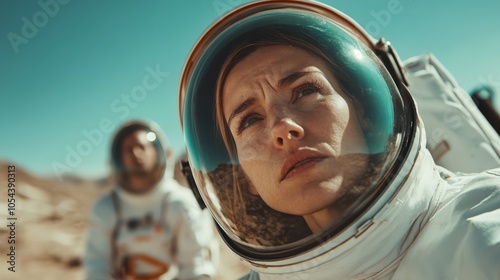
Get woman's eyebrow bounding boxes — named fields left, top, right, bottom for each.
left=228, top=97, right=256, bottom=125
left=279, top=70, right=319, bottom=87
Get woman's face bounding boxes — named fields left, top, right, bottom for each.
left=222, top=45, right=368, bottom=217
left=121, top=130, right=159, bottom=191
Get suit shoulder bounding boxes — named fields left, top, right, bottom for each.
left=89, top=191, right=117, bottom=221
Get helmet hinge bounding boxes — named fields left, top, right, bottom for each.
left=375, top=38, right=409, bottom=87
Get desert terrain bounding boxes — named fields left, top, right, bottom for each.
left=0, top=161, right=249, bottom=280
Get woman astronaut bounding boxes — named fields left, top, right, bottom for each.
left=84, top=121, right=218, bottom=280
left=178, top=1, right=500, bottom=279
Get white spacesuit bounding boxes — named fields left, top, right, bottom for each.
left=177, top=1, right=500, bottom=280
left=404, top=53, right=500, bottom=173
left=84, top=121, right=218, bottom=280
left=237, top=126, right=500, bottom=280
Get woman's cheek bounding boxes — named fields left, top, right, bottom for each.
left=237, top=132, right=269, bottom=163
left=237, top=134, right=272, bottom=193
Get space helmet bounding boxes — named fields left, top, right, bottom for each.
left=179, top=0, right=417, bottom=264
left=111, top=120, right=168, bottom=194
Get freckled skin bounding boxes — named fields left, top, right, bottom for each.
left=222, top=45, right=369, bottom=231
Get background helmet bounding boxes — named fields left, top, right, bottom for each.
left=111, top=120, right=168, bottom=193
left=179, top=1, right=417, bottom=261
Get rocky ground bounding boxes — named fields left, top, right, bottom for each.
left=0, top=161, right=249, bottom=280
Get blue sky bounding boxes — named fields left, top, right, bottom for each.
left=1, top=0, right=499, bottom=179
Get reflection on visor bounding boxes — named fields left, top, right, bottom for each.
left=146, top=132, right=157, bottom=142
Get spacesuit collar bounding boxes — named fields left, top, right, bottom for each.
left=115, top=177, right=175, bottom=208
left=244, top=122, right=447, bottom=279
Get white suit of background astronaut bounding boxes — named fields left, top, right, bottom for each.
left=84, top=121, right=218, bottom=280
left=178, top=1, right=500, bottom=279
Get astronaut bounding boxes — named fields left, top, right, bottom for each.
left=84, top=121, right=218, bottom=280
left=177, top=1, right=500, bottom=279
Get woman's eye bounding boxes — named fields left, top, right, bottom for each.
left=298, top=88, right=317, bottom=98
left=237, top=114, right=261, bottom=134
left=295, top=83, right=321, bottom=100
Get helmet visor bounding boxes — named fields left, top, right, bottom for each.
left=181, top=3, right=409, bottom=258
left=111, top=122, right=167, bottom=193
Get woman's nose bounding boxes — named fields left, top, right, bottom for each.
left=271, top=117, right=305, bottom=148
left=132, top=146, right=144, bottom=158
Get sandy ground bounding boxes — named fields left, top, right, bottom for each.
left=0, top=162, right=249, bottom=280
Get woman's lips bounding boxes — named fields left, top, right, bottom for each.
left=280, top=149, right=327, bottom=182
